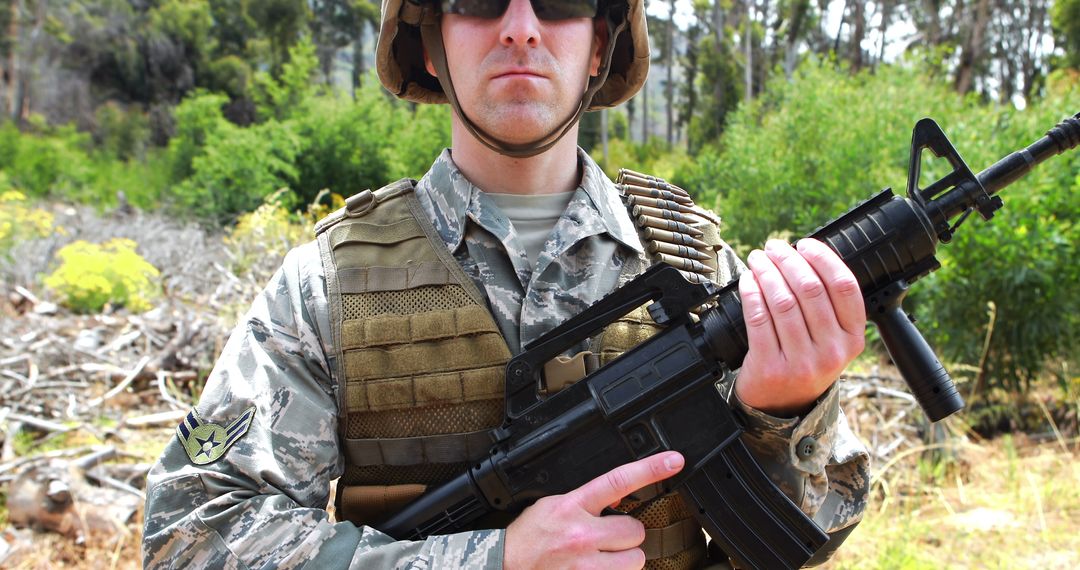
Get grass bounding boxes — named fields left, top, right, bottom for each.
left=826, top=436, right=1080, bottom=569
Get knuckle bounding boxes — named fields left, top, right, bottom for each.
left=746, top=308, right=771, bottom=328
left=563, top=522, right=592, bottom=552
left=771, top=292, right=799, bottom=314
left=849, top=333, right=866, bottom=353
left=832, top=274, right=861, bottom=296
left=797, top=277, right=826, bottom=298
left=821, top=345, right=847, bottom=371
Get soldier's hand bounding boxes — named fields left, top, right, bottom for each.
left=735, top=239, right=866, bottom=416
left=503, top=451, right=684, bottom=570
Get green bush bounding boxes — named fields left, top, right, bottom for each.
left=678, top=59, right=1079, bottom=387
left=174, top=118, right=302, bottom=222
left=44, top=238, right=161, bottom=313
left=94, top=102, right=151, bottom=161
left=0, top=120, right=95, bottom=198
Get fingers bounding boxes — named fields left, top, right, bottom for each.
left=570, top=451, right=684, bottom=516
left=592, top=515, right=647, bottom=552
left=739, top=269, right=778, bottom=356
left=794, top=239, right=866, bottom=335
left=736, top=239, right=866, bottom=414
left=746, top=244, right=812, bottom=354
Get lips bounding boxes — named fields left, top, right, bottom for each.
left=492, top=68, right=546, bottom=79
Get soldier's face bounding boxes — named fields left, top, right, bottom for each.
left=430, top=0, right=606, bottom=145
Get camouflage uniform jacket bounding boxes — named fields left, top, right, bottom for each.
left=142, top=149, right=870, bottom=569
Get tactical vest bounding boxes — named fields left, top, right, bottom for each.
left=315, top=171, right=725, bottom=570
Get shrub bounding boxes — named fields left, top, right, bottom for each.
left=225, top=189, right=310, bottom=278
left=173, top=119, right=302, bottom=222
left=0, top=187, right=59, bottom=256
left=676, top=59, right=1079, bottom=387
left=0, top=120, right=95, bottom=198
left=44, top=238, right=161, bottom=313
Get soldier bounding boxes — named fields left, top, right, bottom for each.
left=143, top=0, right=870, bottom=568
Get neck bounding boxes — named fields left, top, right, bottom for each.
left=448, top=117, right=583, bottom=195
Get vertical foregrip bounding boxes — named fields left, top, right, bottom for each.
left=870, top=284, right=963, bottom=421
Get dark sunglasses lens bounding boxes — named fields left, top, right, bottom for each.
left=440, top=0, right=508, bottom=18
left=532, top=0, right=598, bottom=19
left=440, top=0, right=598, bottom=20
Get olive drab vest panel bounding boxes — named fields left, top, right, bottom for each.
left=316, top=174, right=726, bottom=570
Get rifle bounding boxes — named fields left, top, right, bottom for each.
left=375, top=114, right=1080, bottom=569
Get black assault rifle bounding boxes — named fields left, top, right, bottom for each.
left=375, top=114, right=1080, bottom=569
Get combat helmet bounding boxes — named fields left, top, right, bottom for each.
left=375, top=0, right=650, bottom=157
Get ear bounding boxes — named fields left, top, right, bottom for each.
left=423, top=41, right=438, bottom=77
left=590, top=18, right=609, bottom=77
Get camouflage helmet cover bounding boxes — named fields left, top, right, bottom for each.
left=375, top=0, right=650, bottom=110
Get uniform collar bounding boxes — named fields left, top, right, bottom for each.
left=416, top=148, right=644, bottom=255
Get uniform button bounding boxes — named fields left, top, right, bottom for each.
left=797, top=436, right=818, bottom=459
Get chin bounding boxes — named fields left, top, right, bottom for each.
left=474, top=103, right=571, bottom=144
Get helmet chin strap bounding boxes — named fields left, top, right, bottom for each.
left=419, top=5, right=628, bottom=159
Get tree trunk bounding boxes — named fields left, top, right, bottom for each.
left=783, top=0, right=808, bottom=79
left=849, top=0, right=865, bottom=72
left=876, top=0, right=893, bottom=70
left=2, top=0, right=16, bottom=119
left=954, top=0, right=991, bottom=95
left=13, top=0, right=42, bottom=122
left=665, top=0, right=675, bottom=147
left=684, top=24, right=699, bottom=153
left=744, top=0, right=753, bottom=102
left=1020, top=0, right=1048, bottom=102
left=921, top=0, right=942, bottom=46
left=712, top=0, right=726, bottom=138
left=352, top=20, right=366, bottom=97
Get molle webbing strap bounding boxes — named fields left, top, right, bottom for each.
left=341, top=305, right=502, bottom=351
left=642, top=518, right=705, bottom=560
left=616, top=168, right=724, bottom=285
left=344, top=429, right=494, bottom=467
left=338, top=262, right=455, bottom=294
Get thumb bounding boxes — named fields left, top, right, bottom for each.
left=570, top=451, right=685, bottom=515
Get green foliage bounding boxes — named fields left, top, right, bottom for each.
left=174, top=119, right=302, bottom=222
left=1051, top=0, right=1080, bottom=69
left=252, top=37, right=322, bottom=121
left=680, top=59, right=1079, bottom=388
left=225, top=189, right=310, bottom=277
left=0, top=120, right=95, bottom=199
left=44, top=238, right=161, bottom=313
left=168, top=91, right=232, bottom=182
left=919, top=98, right=1080, bottom=391
left=94, top=102, right=151, bottom=161
left=162, top=42, right=451, bottom=221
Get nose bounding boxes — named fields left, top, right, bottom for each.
left=499, top=0, right=541, bottom=48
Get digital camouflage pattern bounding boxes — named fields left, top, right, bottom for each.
left=142, top=149, right=869, bottom=569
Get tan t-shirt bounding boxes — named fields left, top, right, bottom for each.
left=486, top=190, right=576, bottom=270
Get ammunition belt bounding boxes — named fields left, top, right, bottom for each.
left=616, top=169, right=723, bottom=285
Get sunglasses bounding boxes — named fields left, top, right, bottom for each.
left=439, top=0, right=599, bottom=20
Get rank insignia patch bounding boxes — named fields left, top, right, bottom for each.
left=177, top=406, right=256, bottom=465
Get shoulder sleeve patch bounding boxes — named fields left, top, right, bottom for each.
left=176, top=406, right=257, bottom=465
